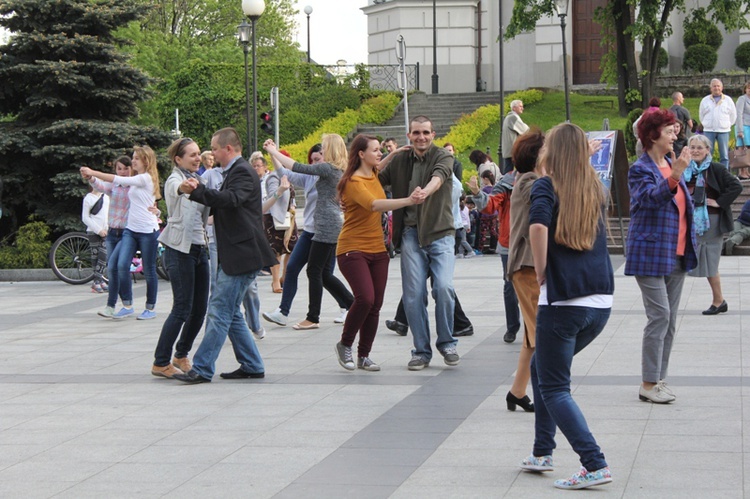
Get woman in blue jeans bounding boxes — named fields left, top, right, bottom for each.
left=151, top=138, right=210, bottom=378
left=262, top=142, right=352, bottom=327
left=520, top=123, right=614, bottom=490
left=82, top=146, right=161, bottom=320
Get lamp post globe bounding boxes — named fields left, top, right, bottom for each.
left=242, top=0, right=265, bottom=18
left=241, top=0, right=265, bottom=153
left=304, top=5, right=313, bottom=63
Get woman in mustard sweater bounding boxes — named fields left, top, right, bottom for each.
left=333, top=135, right=423, bottom=371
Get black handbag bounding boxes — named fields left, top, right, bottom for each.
left=89, top=195, right=104, bottom=216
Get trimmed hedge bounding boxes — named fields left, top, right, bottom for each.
left=433, top=89, right=544, bottom=153
left=736, top=42, right=750, bottom=70
left=281, top=93, right=401, bottom=162
left=683, top=44, right=718, bottom=73
left=0, top=221, right=51, bottom=269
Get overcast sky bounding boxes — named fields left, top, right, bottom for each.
left=292, top=1, right=369, bottom=66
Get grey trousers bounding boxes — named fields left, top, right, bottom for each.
left=635, top=265, right=686, bottom=383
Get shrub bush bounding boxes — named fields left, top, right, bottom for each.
left=358, top=93, right=401, bottom=125
left=683, top=44, right=718, bottom=73
left=624, top=108, right=643, bottom=157
left=639, top=47, right=669, bottom=72
left=736, top=42, right=750, bottom=70
left=683, top=8, right=723, bottom=50
left=0, top=221, right=51, bottom=269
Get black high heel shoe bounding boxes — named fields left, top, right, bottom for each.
left=506, top=392, right=535, bottom=412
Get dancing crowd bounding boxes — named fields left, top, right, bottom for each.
left=78, top=98, right=745, bottom=490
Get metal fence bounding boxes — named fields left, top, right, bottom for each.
left=311, top=63, right=419, bottom=92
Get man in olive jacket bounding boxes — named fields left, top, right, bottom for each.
left=378, top=115, right=460, bottom=371
left=175, top=127, right=277, bottom=384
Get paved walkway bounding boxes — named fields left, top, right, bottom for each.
left=0, top=254, right=748, bottom=498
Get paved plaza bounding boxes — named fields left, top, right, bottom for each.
left=1, top=253, right=749, bottom=498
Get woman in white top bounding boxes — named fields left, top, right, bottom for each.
left=81, top=146, right=161, bottom=320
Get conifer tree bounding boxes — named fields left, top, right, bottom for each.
left=0, top=0, right=171, bottom=234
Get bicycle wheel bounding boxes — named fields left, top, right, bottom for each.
left=155, top=243, right=170, bottom=281
left=49, top=232, right=95, bottom=285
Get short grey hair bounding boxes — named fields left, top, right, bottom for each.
left=688, top=134, right=711, bottom=150
left=510, top=100, right=523, bottom=110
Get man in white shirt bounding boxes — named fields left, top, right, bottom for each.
left=699, top=79, right=737, bottom=169
left=501, top=100, right=530, bottom=174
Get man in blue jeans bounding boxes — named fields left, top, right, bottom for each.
left=378, top=115, right=460, bottom=370
left=699, top=78, right=736, bottom=169
left=174, top=127, right=277, bottom=384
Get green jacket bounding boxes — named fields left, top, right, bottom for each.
left=379, top=144, right=454, bottom=248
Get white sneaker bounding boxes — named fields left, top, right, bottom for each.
left=639, top=384, right=675, bottom=404
left=253, top=328, right=266, bottom=340
left=262, top=308, right=288, bottom=326
left=334, top=308, right=348, bottom=324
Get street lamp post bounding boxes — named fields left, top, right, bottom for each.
left=242, top=0, right=265, bottom=153
left=431, top=0, right=439, bottom=94
left=554, top=0, right=571, bottom=122
left=498, top=0, right=504, bottom=161
left=237, top=20, right=252, bottom=155
left=304, top=5, right=312, bottom=63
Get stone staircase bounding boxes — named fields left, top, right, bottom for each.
left=606, top=182, right=750, bottom=255
left=349, top=91, right=503, bottom=143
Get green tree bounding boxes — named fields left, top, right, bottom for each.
left=0, top=0, right=171, bottom=235
left=118, top=0, right=301, bottom=81
left=507, top=1, right=750, bottom=116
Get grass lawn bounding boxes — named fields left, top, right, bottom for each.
left=454, top=90, right=628, bottom=167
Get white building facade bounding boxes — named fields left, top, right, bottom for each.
left=363, top=0, right=750, bottom=95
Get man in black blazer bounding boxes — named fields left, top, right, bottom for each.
left=174, top=128, right=277, bottom=384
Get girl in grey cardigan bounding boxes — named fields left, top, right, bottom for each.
left=264, top=135, right=353, bottom=330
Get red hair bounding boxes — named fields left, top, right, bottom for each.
left=638, top=109, right=676, bottom=152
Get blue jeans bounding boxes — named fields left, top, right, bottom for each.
left=500, top=252, right=521, bottom=334
left=116, top=229, right=159, bottom=309
left=531, top=305, right=610, bottom=471
left=243, top=278, right=261, bottom=333
left=208, top=239, right=218, bottom=292
left=278, top=231, right=346, bottom=317
left=400, top=227, right=457, bottom=360
left=105, top=228, right=124, bottom=308
left=153, top=245, right=210, bottom=367
left=191, top=266, right=264, bottom=379
left=704, top=130, right=730, bottom=169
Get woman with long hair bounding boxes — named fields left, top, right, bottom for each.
left=82, top=146, right=162, bottom=320
left=263, top=144, right=351, bottom=326
left=520, top=123, right=614, bottom=490
left=332, top=135, right=422, bottom=371
left=264, top=134, right=354, bottom=330
left=85, top=156, right=132, bottom=317
left=151, top=138, right=211, bottom=378
left=627, top=109, right=697, bottom=404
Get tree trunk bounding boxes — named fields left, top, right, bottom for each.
left=613, top=0, right=638, bottom=116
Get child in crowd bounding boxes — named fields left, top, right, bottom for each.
left=81, top=185, right=110, bottom=293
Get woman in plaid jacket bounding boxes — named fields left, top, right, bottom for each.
left=626, top=109, right=698, bottom=404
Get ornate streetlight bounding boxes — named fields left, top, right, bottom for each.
left=304, top=5, right=313, bottom=63
left=242, top=0, right=265, bottom=153
left=237, top=20, right=252, bottom=154
left=554, top=0, right=571, bottom=122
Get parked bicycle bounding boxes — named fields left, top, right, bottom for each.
left=49, top=232, right=169, bottom=285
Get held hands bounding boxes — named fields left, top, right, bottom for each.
left=180, top=178, right=199, bottom=194
left=409, top=186, right=427, bottom=205
left=467, top=175, right=480, bottom=194
left=263, top=139, right=277, bottom=155
left=670, top=146, right=691, bottom=180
